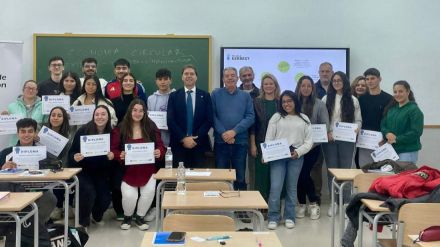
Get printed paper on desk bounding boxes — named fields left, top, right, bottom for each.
left=185, top=171, right=212, bottom=176
left=371, top=143, right=399, bottom=162
left=148, top=111, right=168, bottom=130
left=12, top=146, right=46, bottom=170
left=203, top=191, right=220, bottom=197
left=333, top=122, right=358, bottom=142
left=260, top=139, right=291, bottom=162
left=0, top=114, right=22, bottom=135
left=37, top=126, right=69, bottom=157
left=311, top=124, right=328, bottom=143
left=41, top=95, right=70, bottom=114
left=124, top=142, right=155, bottom=165
left=80, top=134, right=110, bottom=157
left=356, top=129, right=383, bottom=150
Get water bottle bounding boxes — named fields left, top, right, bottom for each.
left=176, top=162, right=186, bottom=195
left=165, top=147, right=173, bottom=169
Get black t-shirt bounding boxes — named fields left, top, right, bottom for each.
left=358, top=91, right=393, bottom=131
left=37, top=78, right=60, bottom=97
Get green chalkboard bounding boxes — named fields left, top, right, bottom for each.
left=34, top=34, right=212, bottom=94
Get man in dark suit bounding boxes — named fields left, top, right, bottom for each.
left=167, top=65, right=213, bottom=168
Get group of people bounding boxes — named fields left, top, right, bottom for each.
left=0, top=57, right=424, bottom=233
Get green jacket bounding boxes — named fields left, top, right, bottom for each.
left=381, top=101, right=423, bottom=153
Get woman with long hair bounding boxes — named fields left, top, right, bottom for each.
left=249, top=73, right=281, bottom=201
left=72, top=75, right=118, bottom=127
left=294, top=75, right=329, bottom=220
left=381, top=80, right=423, bottom=164
left=110, top=99, right=165, bottom=230
left=265, top=90, right=312, bottom=230
left=322, top=71, right=362, bottom=216
left=68, top=105, right=114, bottom=229
left=59, top=71, right=82, bottom=105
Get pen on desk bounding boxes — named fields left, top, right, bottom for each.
left=256, top=237, right=262, bottom=247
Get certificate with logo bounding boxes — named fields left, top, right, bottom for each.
left=12, top=146, right=47, bottom=170
left=356, top=129, right=383, bottom=150
left=80, top=134, right=110, bottom=157
left=125, top=142, right=155, bottom=165
left=0, top=115, right=22, bottom=135
left=148, top=111, right=168, bottom=130
left=37, top=126, right=69, bottom=157
left=311, top=124, right=328, bottom=143
left=68, top=105, right=95, bottom=126
left=371, top=143, right=399, bottom=162
left=260, top=139, right=291, bottom=163
left=333, top=122, right=358, bottom=143
left=42, top=95, right=70, bottom=114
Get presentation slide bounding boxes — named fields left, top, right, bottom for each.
left=221, top=47, right=349, bottom=92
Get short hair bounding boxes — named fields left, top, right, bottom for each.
left=239, top=66, right=254, bottom=76
left=48, top=56, right=64, bottom=66
left=156, top=68, right=172, bottom=79
left=82, top=58, right=98, bottom=66
left=16, top=118, right=37, bottom=132
left=319, top=62, right=333, bottom=70
left=181, top=64, right=198, bottom=76
left=22, top=80, right=37, bottom=91
left=363, top=68, right=381, bottom=78
left=113, top=58, right=130, bottom=68
left=223, top=67, right=238, bottom=75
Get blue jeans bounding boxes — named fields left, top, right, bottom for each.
left=268, top=157, right=303, bottom=222
left=398, top=151, right=418, bottom=164
left=215, top=143, right=248, bottom=190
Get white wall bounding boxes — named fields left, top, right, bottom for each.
left=1, top=0, right=439, bottom=165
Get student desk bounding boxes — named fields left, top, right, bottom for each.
left=328, top=168, right=364, bottom=247
left=153, top=168, right=236, bottom=231
left=409, top=235, right=440, bottom=247
left=159, top=191, right=267, bottom=231
left=0, top=192, right=42, bottom=247
left=0, top=168, right=82, bottom=247
left=141, top=231, right=282, bottom=246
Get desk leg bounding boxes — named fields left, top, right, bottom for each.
left=73, top=175, right=80, bottom=227
left=339, top=181, right=350, bottom=242
left=11, top=213, right=21, bottom=247
left=32, top=202, right=39, bottom=247
left=249, top=209, right=264, bottom=231
left=358, top=204, right=366, bottom=247
left=331, top=177, right=336, bottom=247
left=59, top=181, right=69, bottom=247
left=155, top=180, right=166, bottom=231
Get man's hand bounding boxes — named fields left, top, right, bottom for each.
left=182, top=136, right=197, bottom=149
left=222, top=130, right=236, bottom=143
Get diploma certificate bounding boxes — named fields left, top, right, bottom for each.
left=80, top=134, right=110, bottom=157
left=0, top=115, right=22, bottom=135
left=68, top=105, right=95, bottom=126
left=37, top=126, right=69, bottom=157
left=125, top=142, right=155, bottom=165
left=356, top=129, right=383, bottom=150
left=371, top=143, right=399, bottom=162
left=333, top=122, right=358, bottom=143
left=42, top=95, right=70, bottom=114
left=260, top=139, right=292, bottom=163
left=311, top=124, right=328, bottom=143
left=12, top=146, right=47, bottom=170
left=148, top=111, right=168, bottom=130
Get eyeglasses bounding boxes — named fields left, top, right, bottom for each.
left=24, top=87, right=37, bottom=91
left=50, top=63, right=64, bottom=67
left=220, top=190, right=240, bottom=198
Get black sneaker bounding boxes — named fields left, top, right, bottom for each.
left=134, top=215, right=149, bottom=230
left=120, top=216, right=132, bottom=230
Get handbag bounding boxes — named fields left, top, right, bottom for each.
left=414, top=226, right=440, bottom=243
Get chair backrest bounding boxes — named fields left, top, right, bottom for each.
left=163, top=214, right=235, bottom=232
left=185, top=182, right=231, bottom=191
left=399, top=203, right=440, bottom=247
left=353, top=173, right=391, bottom=193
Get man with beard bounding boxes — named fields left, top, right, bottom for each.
left=238, top=66, right=260, bottom=99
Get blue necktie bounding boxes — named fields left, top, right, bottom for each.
left=186, top=90, right=193, bottom=136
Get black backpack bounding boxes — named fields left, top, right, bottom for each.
left=48, top=223, right=89, bottom=247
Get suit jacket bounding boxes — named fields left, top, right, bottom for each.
left=167, top=87, right=213, bottom=152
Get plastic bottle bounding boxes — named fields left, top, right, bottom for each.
left=165, top=147, right=173, bottom=169
left=176, top=162, right=186, bottom=195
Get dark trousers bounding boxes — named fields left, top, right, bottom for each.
left=297, top=146, right=320, bottom=204
left=215, top=143, right=248, bottom=190
left=172, top=145, right=207, bottom=168
left=78, top=172, right=111, bottom=226
left=109, top=162, right=124, bottom=216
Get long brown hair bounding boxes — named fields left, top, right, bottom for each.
left=119, top=99, right=156, bottom=144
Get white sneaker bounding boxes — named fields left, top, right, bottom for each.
left=309, top=204, right=321, bottom=220
left=50, top=207, right=63, bottom=220
left=144, top=207, right=156, bottom=222
left=267, top=221, right=278, bottom=230
left=285, top=219, right=295, bottom=229
left=296, top=204, right=306, bottom=218
left=327, top=203, right=338, bottom=217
